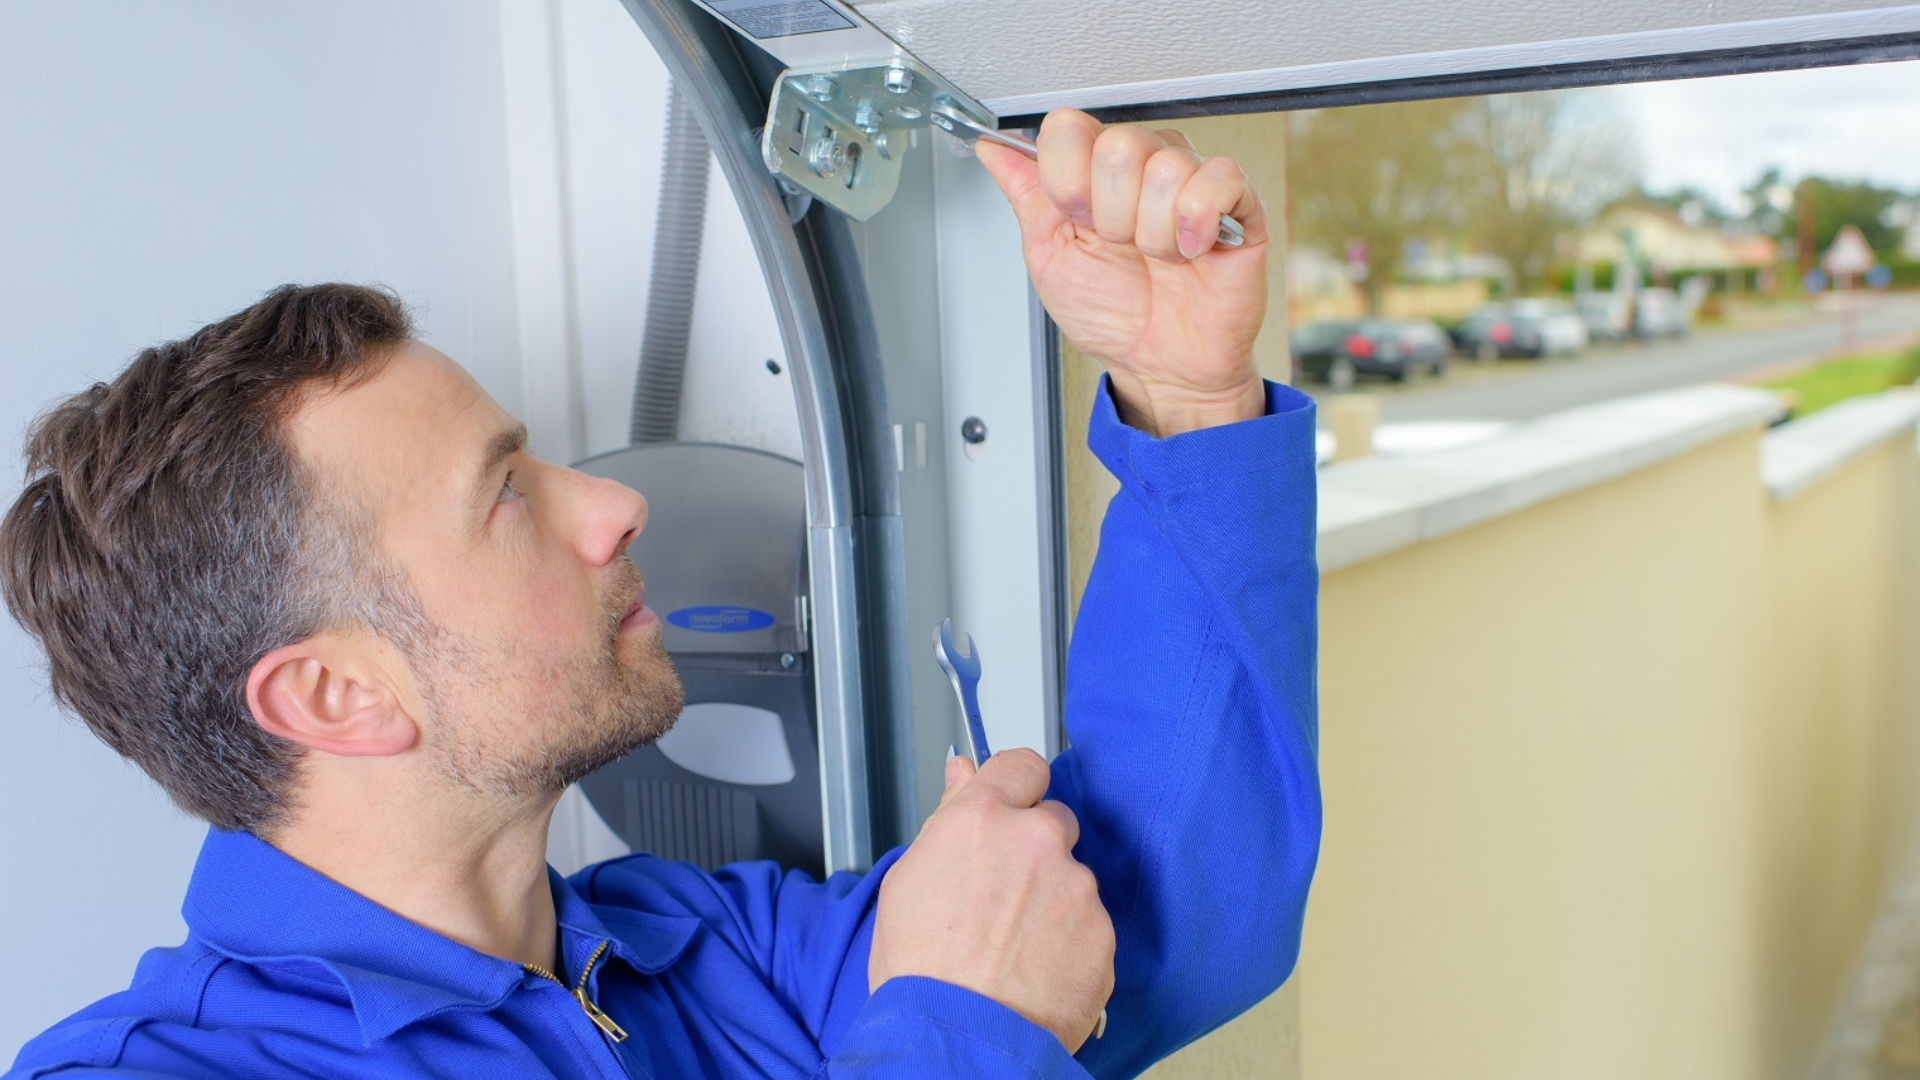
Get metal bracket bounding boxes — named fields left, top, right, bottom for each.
left=760, top=58, right=992, bottom=222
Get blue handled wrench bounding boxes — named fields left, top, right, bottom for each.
left=933, top=618, right=991, bottom=766
left=930, top=617, right=1109, bottom=1041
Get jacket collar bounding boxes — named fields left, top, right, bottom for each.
left=182, top=828, right=695, bottom=1045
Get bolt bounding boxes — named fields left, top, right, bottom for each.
left=808, top=136, right=846, bottom=178
left=780, top=652, right=798, bottom=670
left=961, top=416, right=988, bottom=445
left=805, top=74, right=836, bottom=102
left=854, top=101, right=880, bottom=134
left=884, top=65, right=914, bottom=95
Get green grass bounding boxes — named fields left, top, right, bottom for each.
left=1761, top=344, right=1920, bottom=417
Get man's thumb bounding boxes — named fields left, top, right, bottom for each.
left=939, top=749, right=976, bottom=806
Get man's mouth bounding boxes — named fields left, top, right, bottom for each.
left=617, top=581, right=657, bottom=633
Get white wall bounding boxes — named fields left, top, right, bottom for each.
left=0, top=0, right=786, bottom=1059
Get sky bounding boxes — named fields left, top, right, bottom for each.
left=1593, top=59, right=1920, bottom=210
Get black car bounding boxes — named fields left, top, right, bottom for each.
left=1291, top=318, right=1450, bottom=390
left=1453, top=301, right=1589, bottom=360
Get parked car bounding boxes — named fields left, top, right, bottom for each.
left=1453, top=300, right=1588, bottom=360
left=1630, top=287, right=1689, bottom=339
left=1291, top=318, right=1450, bottom=389
left=1575, top=292, right=1632, bottom=343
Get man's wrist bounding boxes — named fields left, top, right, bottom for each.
left=1107, top=369, right=1266, bottom=438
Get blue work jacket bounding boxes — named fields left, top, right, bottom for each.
left=8, top=378, right=1321, bottom=1079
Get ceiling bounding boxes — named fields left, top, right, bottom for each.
left=843, top=0, right=1920, bottom=117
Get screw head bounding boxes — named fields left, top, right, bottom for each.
left=884, top=65, right=914, bottom=95
left=808, top=136, right=846, bottom=178
left=805, top=74, right=837, bottom=102
left=961, top=416, right=988, bottom=444
left=780, top=652, right=798, bottom=670
left=854, top=101, right=880, bottom=134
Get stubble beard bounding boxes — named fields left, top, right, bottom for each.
left=415, top=559, right=685, bottom=801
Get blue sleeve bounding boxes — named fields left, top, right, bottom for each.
left=821, top=977, right=1089, bottom=1078
left=581, top=850, right=1090, bottom=1079
left=1055, top=377, right=1322, bottom=1078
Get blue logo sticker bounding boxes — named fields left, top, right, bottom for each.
left=667, top=606, right=777, bottom=633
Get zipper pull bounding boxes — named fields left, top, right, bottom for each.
left=574, top=987, right=629, bottom=1043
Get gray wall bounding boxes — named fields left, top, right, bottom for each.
left=0, top=1, right=526, bottom=1057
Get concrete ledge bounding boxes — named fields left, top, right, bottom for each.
left=1761, top=390, right=1920, bottom=502
left=1317, top=384, right=1784, bottom=574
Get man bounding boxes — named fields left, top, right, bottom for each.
left=4, top=109, right=1319, bottom=1079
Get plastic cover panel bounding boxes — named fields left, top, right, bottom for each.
left=573, top=442, right=808, bottom=655
left=846, top=0, right=1920, bottom=114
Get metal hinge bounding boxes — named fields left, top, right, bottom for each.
left=759, top=57, right=993, bottom=221
left=682, top=0, right=997, bottom=222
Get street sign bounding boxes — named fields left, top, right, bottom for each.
left=1822, top=224, right=1877, bottom=277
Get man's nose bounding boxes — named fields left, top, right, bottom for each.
left=560, top=467, right=648, bottom=567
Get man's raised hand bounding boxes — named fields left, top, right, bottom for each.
left=976, top=108, right=1269, bottom=438
left=869, top=748, right=1115, bottom=1053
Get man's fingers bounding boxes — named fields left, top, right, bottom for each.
left=1135, top=145, right=1205, bottom=262
left=1175, top=155, right=1269, bottom=254
left=1036, top=109, right=1100, bottom=228
left=1089, top=125, right=1162, bottom=246
left=964, top=748, right=1053, bottom=810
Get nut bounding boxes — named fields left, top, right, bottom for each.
left=808, top=136, right=846, bottom=178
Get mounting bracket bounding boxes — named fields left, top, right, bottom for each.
left=684, top=0, right=998, bottom=222
left=759, top=58, right=991, bottom=222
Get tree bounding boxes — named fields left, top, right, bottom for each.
left=1456, top=92, right=1637, bottom=295
left=1743, top=168, right=1905, bottom=256
left=1287, top=98, right=1472, bottom=314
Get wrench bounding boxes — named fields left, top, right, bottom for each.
left=933, top=618, right=991, bottom=767
left=931, top=618, right=1109, bottom=1041
left=927, top=101, right=1246, bottom=250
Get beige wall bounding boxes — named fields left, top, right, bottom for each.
left=1753, top=436, right=1920, bottom=1074
left=1307, top=430, right=1773, bottom=1079
left=1299, top=425, right=1920, bottom=1079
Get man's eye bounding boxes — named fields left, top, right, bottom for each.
left=497, top=472, right=521, bottom=503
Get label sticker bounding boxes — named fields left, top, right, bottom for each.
left=668, top=605, right=778, bottom=633
left=706, top=0, right=853, bottom=39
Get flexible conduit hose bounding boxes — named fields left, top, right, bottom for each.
left=629, top=81, right=712, bottom=444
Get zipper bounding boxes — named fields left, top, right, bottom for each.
left=525, top=939, right=629, bottom=1043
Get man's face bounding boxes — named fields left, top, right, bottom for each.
left=290, top=343, right=682, bottom=800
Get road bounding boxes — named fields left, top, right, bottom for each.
left=1307, top=295, right=1920, bottom=423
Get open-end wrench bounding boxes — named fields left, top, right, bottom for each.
left=927, top=101, right=1246, bottom=250
left=933, top=618, right=991, bottom=767
left=930, top=617, right=1109, bottom=1041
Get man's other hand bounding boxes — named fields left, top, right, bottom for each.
left=869, top=748, right=1115, bottom=1052
left=977, top=108, right=1269, bottom=438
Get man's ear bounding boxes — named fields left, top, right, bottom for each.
left=245, top=636, right=418, bottom=758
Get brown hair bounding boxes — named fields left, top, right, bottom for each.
left=1, top=284, right=420, bottom=833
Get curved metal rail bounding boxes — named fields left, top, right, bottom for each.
left=614, top=0, right=918, bottom=871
